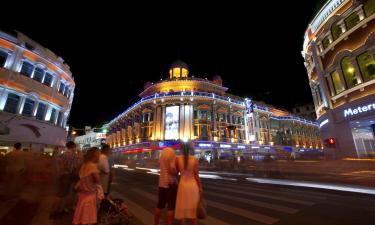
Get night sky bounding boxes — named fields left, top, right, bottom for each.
left=3, top=1, right=325, bottom=128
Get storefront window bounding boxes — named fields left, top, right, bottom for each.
left=201, top=125, right=208, bottom=137
left=357, top=51, right=375, bottom=82
left=193, top=110, right=198, bottom=119
left=341, top=57, right=358, bottom=89
left=194, top=125, right=198, bottom=136
left=351, top=121, right=375, bottom=157
left=200, top=111, right=208, bottom=120
left=330, top=71, right=345, bottom=95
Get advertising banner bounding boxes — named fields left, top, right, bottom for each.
left=165, top=106, right=180, bottom=140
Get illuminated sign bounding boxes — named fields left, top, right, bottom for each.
left=344, top=103, right=375, bottom=117
left=164, top=106, right=180, bottom=140
left=237, top=145, right=246, bottom=149
left=96, top=133, right=106, bottom=139
left=319, top=119, right=329, bottom=128
left=220, top=144, right=231, bottom=148
left=198, top=143, right=212, bottom=148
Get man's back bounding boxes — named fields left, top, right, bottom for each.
left=159, top=147, right=176, bottom=188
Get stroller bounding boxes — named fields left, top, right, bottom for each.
left=98, top=197, right=132, bottom=225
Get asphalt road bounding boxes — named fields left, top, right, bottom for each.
left=111, top=168, right=375, bottom=225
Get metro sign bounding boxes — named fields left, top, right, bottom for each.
left=344, top=103, right=375, bottom=117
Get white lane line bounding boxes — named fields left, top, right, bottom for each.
left=205, top=200, right=279, bottom=225
left=131, top=189, right=232, bottom=225
left=111, top=190, right=154, bottom=225
left=205, top=181, right=327, bottom=201
left=247, top=178, right=375, bottom=195
left=205, top=186, right=315, bottom=206
left=205, top=191, right=299, bottom=214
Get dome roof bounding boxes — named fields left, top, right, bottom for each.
left=170, top=60, right=188, bottom=69
left=213, top=75, right=222, bottom=81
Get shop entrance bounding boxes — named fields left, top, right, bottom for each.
left=350, top=117, right=375, bottom=157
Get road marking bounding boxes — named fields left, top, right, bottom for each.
left=131, top=189, right=232, bottom=225
left=204, top=181, right=327, bottom=201
left=247, top=178, right=375, bottom=195
left=205, top=191, right=299, bottom=214
left=205, top=185, right=315, bottom=206
left=111, top=190, right=154, bottom=225
left=205, top=200, right=279, bottom=225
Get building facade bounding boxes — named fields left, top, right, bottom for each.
left=106, top=61, right=321, bottom=161
left=292, top=103, right=317, bottom=120
left=74, top=127, right=106, bottom=150
left=0, top=31, right=74, bottom=152
left=302, top=0, right=375, bottom=157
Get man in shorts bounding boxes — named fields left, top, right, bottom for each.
left=154, top=147, right=177, bottom=225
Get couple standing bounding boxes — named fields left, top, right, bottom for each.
left=154, top=141, right=203, bottom=225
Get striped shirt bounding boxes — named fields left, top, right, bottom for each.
left=159, top=147, right=177, bottom=188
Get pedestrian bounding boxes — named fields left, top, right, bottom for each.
left=4, top=142, right=26, bottom=197
left=98, top=144, right=112, bottom=196
left=50, top=141, right=81, bottom=219
left=175, top=141, right=203, bottom=225
left=73, top=147, right=102, bottom=225
left=154, top=147, right=177, bottom=225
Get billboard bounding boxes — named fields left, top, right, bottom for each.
left=165, top=106, right=179, bottom=140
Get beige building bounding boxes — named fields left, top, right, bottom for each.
left=105, top=61, right=321, bottom=161
left=302, top=0, right=375, bottom=157
left=0, top=30, right=75, bottom=152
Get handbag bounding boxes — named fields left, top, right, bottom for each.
left=196, top=197, right=207, bottom=219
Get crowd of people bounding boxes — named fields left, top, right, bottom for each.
left=1, top=139, right=204, bottom=225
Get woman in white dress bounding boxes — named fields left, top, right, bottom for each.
left=175, top=141, right=203, bottom=225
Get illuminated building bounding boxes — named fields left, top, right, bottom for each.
left=302, top=0, right=375, bottom=157
left=74, top=126, right=107, bottom=150
left=106, top=61, right=321, bottom=160
left=0, top=31, right=74, bottom=152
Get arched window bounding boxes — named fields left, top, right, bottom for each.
left=330, top=70, right=345, bottom=94
left=357, top=51, right=375, bottom=82
left=331, top=22, right=342, bottom=40
left=364, top=0, right=375, bottom=17
left=341, top=57, right=357, bottom=89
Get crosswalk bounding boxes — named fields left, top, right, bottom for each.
left=110, top=172, right=330, bottom=225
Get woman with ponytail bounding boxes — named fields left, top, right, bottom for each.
left=174, top=140, right=202, bottom=225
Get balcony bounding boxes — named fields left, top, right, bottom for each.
left=0, top=69, right=69, bottom=107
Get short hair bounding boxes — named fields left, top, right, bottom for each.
left=101, top=144, right=111, bottom=153
left=66, top=141, right=76, bottom=149
left=84, top=147, right=99, bottom=162
left=14, top=142, right=22, bottom=150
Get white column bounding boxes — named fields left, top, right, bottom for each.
left=44, top=105, right=53, bottom=121
left=32, top=101, right=39, bottom=116
left=0, top=89, right=9, bottom=110
left=10, top=47, right=24, bottom=72
left=179, top=104, right=185, bottom=140
left=357, top=8, right=365, bottom=21
left=318, top=42, right=323, bottom=53
left=327, top=33, right=333, bottom=44
left=338, top=21, right=346, bottom=33
left=54, top=110, right=59, bottom=125
left=17, top=95, right=26, bottom=114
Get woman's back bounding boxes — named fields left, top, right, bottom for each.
left=177, top=155, right=196, bottom=179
